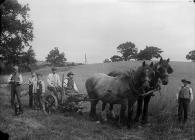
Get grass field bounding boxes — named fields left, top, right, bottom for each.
left=0, top=61, right=195, bottom=140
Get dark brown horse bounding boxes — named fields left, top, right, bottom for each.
left=134, top=58, right=173, bottom=124
left=85, top=61, right=155, bottom=126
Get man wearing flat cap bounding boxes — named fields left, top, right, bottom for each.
left=63, top=71, right=79, bottom=94
left=62, top=71, right=84, bottom=113
left=8, top=65, right=23, bottom=113
left=176, top=78, right=193, bottom=124
left=47, top=67, right=61, bottom=98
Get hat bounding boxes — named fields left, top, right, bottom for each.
left=36, top=72, right=42, bottom=76
left=51, top=67, right=57, bottom=71
left=181, top=78, right=191, bottom=84
left=13, top=65, right=19, bottom=70
left=32, top=72, right=36, bottom=77
left=67, top=71, right=74, bottom=77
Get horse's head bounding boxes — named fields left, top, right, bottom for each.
left=140, top=61, right=155, bottom=90
left=154, top=58, right=173, bottom=85
left=135, top=61, right=155, bottom=91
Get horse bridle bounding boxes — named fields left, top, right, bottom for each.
left=138, top=67, right=161, bottom=97
left=127, top=66, right=161, bottom=97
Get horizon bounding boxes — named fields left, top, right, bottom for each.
left=18, top=0, right=195, bottom=64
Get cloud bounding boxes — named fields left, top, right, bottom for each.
left=18, top=0, right=195, bottom=63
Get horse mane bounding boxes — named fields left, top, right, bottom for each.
left=108, top=63, right=153, bottom=84
left=108, top=69, right=135, bottom=81
left=119, top=69, right=135, bottom=80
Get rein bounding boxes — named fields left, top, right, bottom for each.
left=140, top=65, right=162, bottom=97
left=139, top=87, right=161, bottom=97
left=135, top=65, right=162, bottom=97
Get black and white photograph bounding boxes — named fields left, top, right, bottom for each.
left=0, top=0, right=195, bottom=139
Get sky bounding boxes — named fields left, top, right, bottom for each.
left=18, top=0, right=195, bottom=63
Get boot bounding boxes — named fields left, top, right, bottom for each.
left=19, top=105, right=23, bottom=114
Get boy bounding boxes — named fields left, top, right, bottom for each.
left=28, top=72, right=37, bottom=108
left=63, top=72, right=79, bottom=94
left=8, top=65, right=23, bottom=113
left=176, top=78, right=193, bottom=123
left=63, top=72, right=83, bottom=114
left=34, top=73, right=47, bottom=114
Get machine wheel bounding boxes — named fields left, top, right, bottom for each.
left=45, top=94, right=58, bottom=113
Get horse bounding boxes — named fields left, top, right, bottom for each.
left=85, top=61, right=155, bottom=126
left=134, top=58, right=173, bottom=124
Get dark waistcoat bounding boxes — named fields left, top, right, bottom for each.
left=179, top=86, right=191, bottom=99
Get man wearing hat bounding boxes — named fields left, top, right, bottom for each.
left=63, top=71, right=84, bottom=113
left=47, top=67, right=61, bottom=98
left=176, top=78, right=193, bottom=123
left=63, top=71, right=79, bottom=94
left=7, top=65, right=23, bottom=113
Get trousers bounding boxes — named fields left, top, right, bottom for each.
left=178, top=98, right=190, bottom=122
left=29, top=85, right=34, bottom=108
left=10, top=84, right=23, bottom=111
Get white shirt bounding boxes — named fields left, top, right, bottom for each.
left=63, top=78, right=79, bottom=92
left=176, top=85, right=193, bottom=102
left=8, top=73, right=23, bottom=84
left=29, top=77, right=37, bottom=93
left=47, top=73, right=61, bottom=87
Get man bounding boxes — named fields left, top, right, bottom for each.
left=63, top=72, right=84, bottom=113
left=47, top=67, right=61, bottom=99
left=28, top=71, right=37, bottom=108
left=176, top=78, right=193, bottom=124
left=63, top=71, right=79, bottom=94
left=8, top=65, right=23, bottom=113
left=35, top=73, right=47, bottom=114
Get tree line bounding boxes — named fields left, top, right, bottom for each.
left=103, top=42, right=163, bottom=63
left=103, top=42, right=195, bottom=63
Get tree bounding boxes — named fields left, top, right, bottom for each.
left=103, top=58, right=111, bottom=63
left=186, top=50, right=195, bottom=62
left=117, top=42, right=138, bottom=61
left=110, top=55, right=123, bottom=62
left=136, top=46, right=163, bottom=60
left=46, top=47, right=67, bottom=66
left=1, top=0, right=35, bottom=73
left=21, top=48, right=37, bottom=65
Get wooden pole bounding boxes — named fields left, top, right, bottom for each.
left=85, top=53, right=87, bottom=64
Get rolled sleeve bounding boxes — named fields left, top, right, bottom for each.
left=176, top=87, right=181, bottom=100
left=47, top=74, right=53, bottom=87
left=19, top=74, right=23, bottom=84
left=74, top=82, right=79, bottom=93
left=8, top=74, right=13, bottom=83
left=190, top=88, right=193, bottom=102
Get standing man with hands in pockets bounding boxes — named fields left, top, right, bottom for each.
left=176, top=78, right=193, bottom=124
left=8, top=65, right=23, bottom=114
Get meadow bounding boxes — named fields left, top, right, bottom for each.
left=0, top=60, right=195, bottom=140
